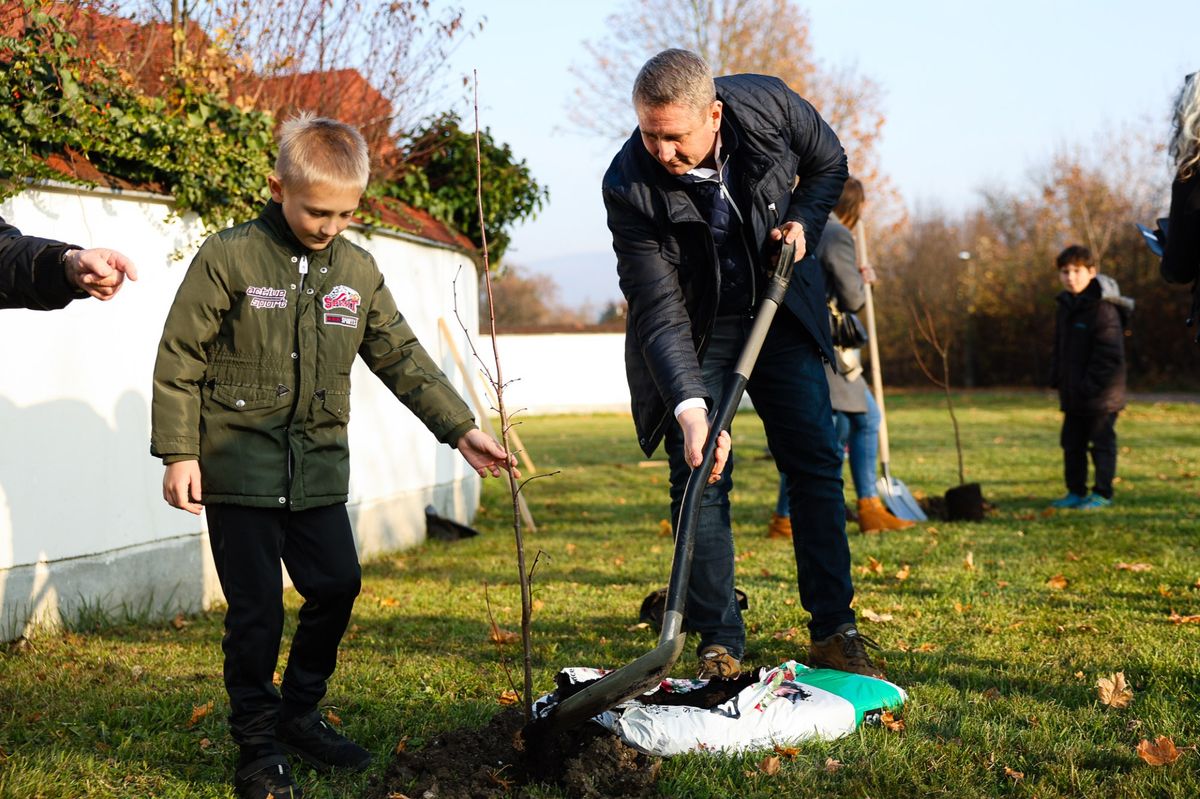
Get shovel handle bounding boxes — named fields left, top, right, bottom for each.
left=660, top=242, right=795, bottom=644
left=855, top=222, right=892, bottom=470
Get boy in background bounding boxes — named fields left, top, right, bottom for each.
left=1049, top=245, right=1131, bottom=510
left=151, top=114, right=514, bottom=799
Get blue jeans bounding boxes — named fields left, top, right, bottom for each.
left=776, top=386, right=881, bottom=514
left=665, top=312, right=856, bottom=658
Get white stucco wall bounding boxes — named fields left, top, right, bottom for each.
left=0, top=184, right=481, bottom=639
left=485, top=332, right=754, bottom=417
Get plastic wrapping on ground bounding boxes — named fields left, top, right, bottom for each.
left=534, top=660, right=907, bottom=757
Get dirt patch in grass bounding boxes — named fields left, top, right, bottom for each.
left=369, top=708, right=661, bottom=798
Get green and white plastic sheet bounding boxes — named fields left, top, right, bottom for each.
left=537, top=660, right=907, bottom=757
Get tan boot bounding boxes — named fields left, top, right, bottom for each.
left=856, top=497, right=915, bottom=533
left=766, top=512, right=792, bottom=539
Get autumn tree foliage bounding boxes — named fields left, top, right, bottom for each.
left=569, top=0, right=888, bottom=199
left=871, top=129, right=1200, bottom=389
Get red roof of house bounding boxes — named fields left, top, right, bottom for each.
left=5, top=4, right=471, bottom=254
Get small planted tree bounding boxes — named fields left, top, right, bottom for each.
left=910, top=297, right=986, bottom=521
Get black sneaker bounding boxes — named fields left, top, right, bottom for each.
left=234, top=755, right=303, bottom=799
left=277, top=710, right=372, bottom=772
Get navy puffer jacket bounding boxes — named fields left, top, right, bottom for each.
left=603, top=74, right=848, bottom=455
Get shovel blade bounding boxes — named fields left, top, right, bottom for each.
left=877, top=475, right=927, bottom=521
left=540, top=633, right=686, bottom=734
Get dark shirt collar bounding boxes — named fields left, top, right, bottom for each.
left=260, top=200, right=312, bottom=255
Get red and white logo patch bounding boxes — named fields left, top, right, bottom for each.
left=324, top=313, right=359, bottom=328
left=322, top=284, right=361, bottom=313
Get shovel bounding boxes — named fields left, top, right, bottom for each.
left=855, top=223, right=927, bottom=522
left=536, top=242, right=796, bottom=736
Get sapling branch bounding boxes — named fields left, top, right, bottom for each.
left=908, top=298, right=966, bottom=486
left=472, top=70, right=535, bottom=722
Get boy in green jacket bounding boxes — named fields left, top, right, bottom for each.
left=151, top=114, right=514, bottom=799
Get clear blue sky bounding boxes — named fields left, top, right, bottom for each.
left=443, top=0, right=1200, bottom=307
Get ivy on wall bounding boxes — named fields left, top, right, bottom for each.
left=0, top=5, right=275, bottom=231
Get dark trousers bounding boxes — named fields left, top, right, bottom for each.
left=206, top=503, right=362, bottom=747
left=1061, top=411, right=1119, bottom=499
left=664, top=311, right=856, bottom=658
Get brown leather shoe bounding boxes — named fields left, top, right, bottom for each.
left=808, top=624, right=885, bottom=678
left=766, top=512, right=793, bottom=539
left=697, top=645, right=742, bottom=680
left=856, top=497, right=915, bottom=533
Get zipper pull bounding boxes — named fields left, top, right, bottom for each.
left=299, top=255, right=309, bottom=275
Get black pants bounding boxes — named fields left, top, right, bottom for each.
left=206, top=503, right=362, bottom=747
left=664, top=312, right=854, bottom=656
left=1061, top=411, right=1119, bottom=499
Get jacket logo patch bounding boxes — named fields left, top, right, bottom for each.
left=324, top=312, right=359, bottom=328
left=322, top=285, right=361, bottom=313
left=247, top=285, right=288, bottom=309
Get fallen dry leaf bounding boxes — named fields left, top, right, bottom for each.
left=1115, top=562, right=1153, bottom=572
left=532, top=599, right=545, bottom=614
left=658, top=519, right=672, bottom=537
left=773, top=744, right=800, bottom=758
left=1136, top=736, right=1182, bottom=766
left=996, top=580, right=1010, bottom=588
left=915, top=642, right=938, bottom=652
left=325, top=710, right=342, bottom=726
left=880, top=710, right=905, bottom=732
left=1168, top=610, right=1200, bottom=624
left=861, top=609, right=893, bottom=623
left=758, top=755, right=782, bottom=775
left=1158, top=585, right=1173, bottom=598
left=489, top=624, right=520, bottom=645
left=773, top=626, right=799, bottom=641
left=982, top=687, right=1002, bottom=701
left=866, top=556, right=884, bottom=575
left=894, top=564, right=911, bottom=581
left=824, top=757, right=842, bottom=773
left=171, top=613, right=189, bottom=631
left=393, top=736, right=408, bottom=754
left=1004, top=766, right=1024, bottom=781
left=1074, top=671, right=1086, bottom=680
left=188, top=701, right=213, bottom=727
left=199, top=737, right=211, bottom=750
left=1040, top=507, right=1056, bottom=517
left=953, top=601, right=971, bottom=614
left=1047, top=574, right=1069, bottom=590
left=963, top=551, right=975, bottom=571
left=379, top=596, right=400, bottom=608
left=487, top=769, right=514, bottom=790
left=564, top=543, right=577, bottom=556
left=1097, top=672, right=1133, bottom=709
left=783, top=598, right=796, bottom=606
left=626, top=622, right=650, bottom=632
left=498, top=689, right=520, bottom=706
left=1066, top=551, right=1082, bottom=562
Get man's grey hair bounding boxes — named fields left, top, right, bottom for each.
left=632, top=49, right=716, bottom=114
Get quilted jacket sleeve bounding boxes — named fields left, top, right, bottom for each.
left=0, top=216, right=83, bottom=311
left=358, top=270, right=476, bottom=446
left=150, top=236, right=232, bottom=459
left=606, top=189, right=709, bottom=412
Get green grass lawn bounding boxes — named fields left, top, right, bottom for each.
left=2, top=391, right=1198, bottom=798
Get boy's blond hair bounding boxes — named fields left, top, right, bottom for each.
left=274, top=112, right=370, bottom=190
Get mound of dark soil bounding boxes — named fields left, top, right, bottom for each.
left=369, top=708, right=661, bottom=799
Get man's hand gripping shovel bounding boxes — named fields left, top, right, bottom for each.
left=532, top=242, right=796, bottom=737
